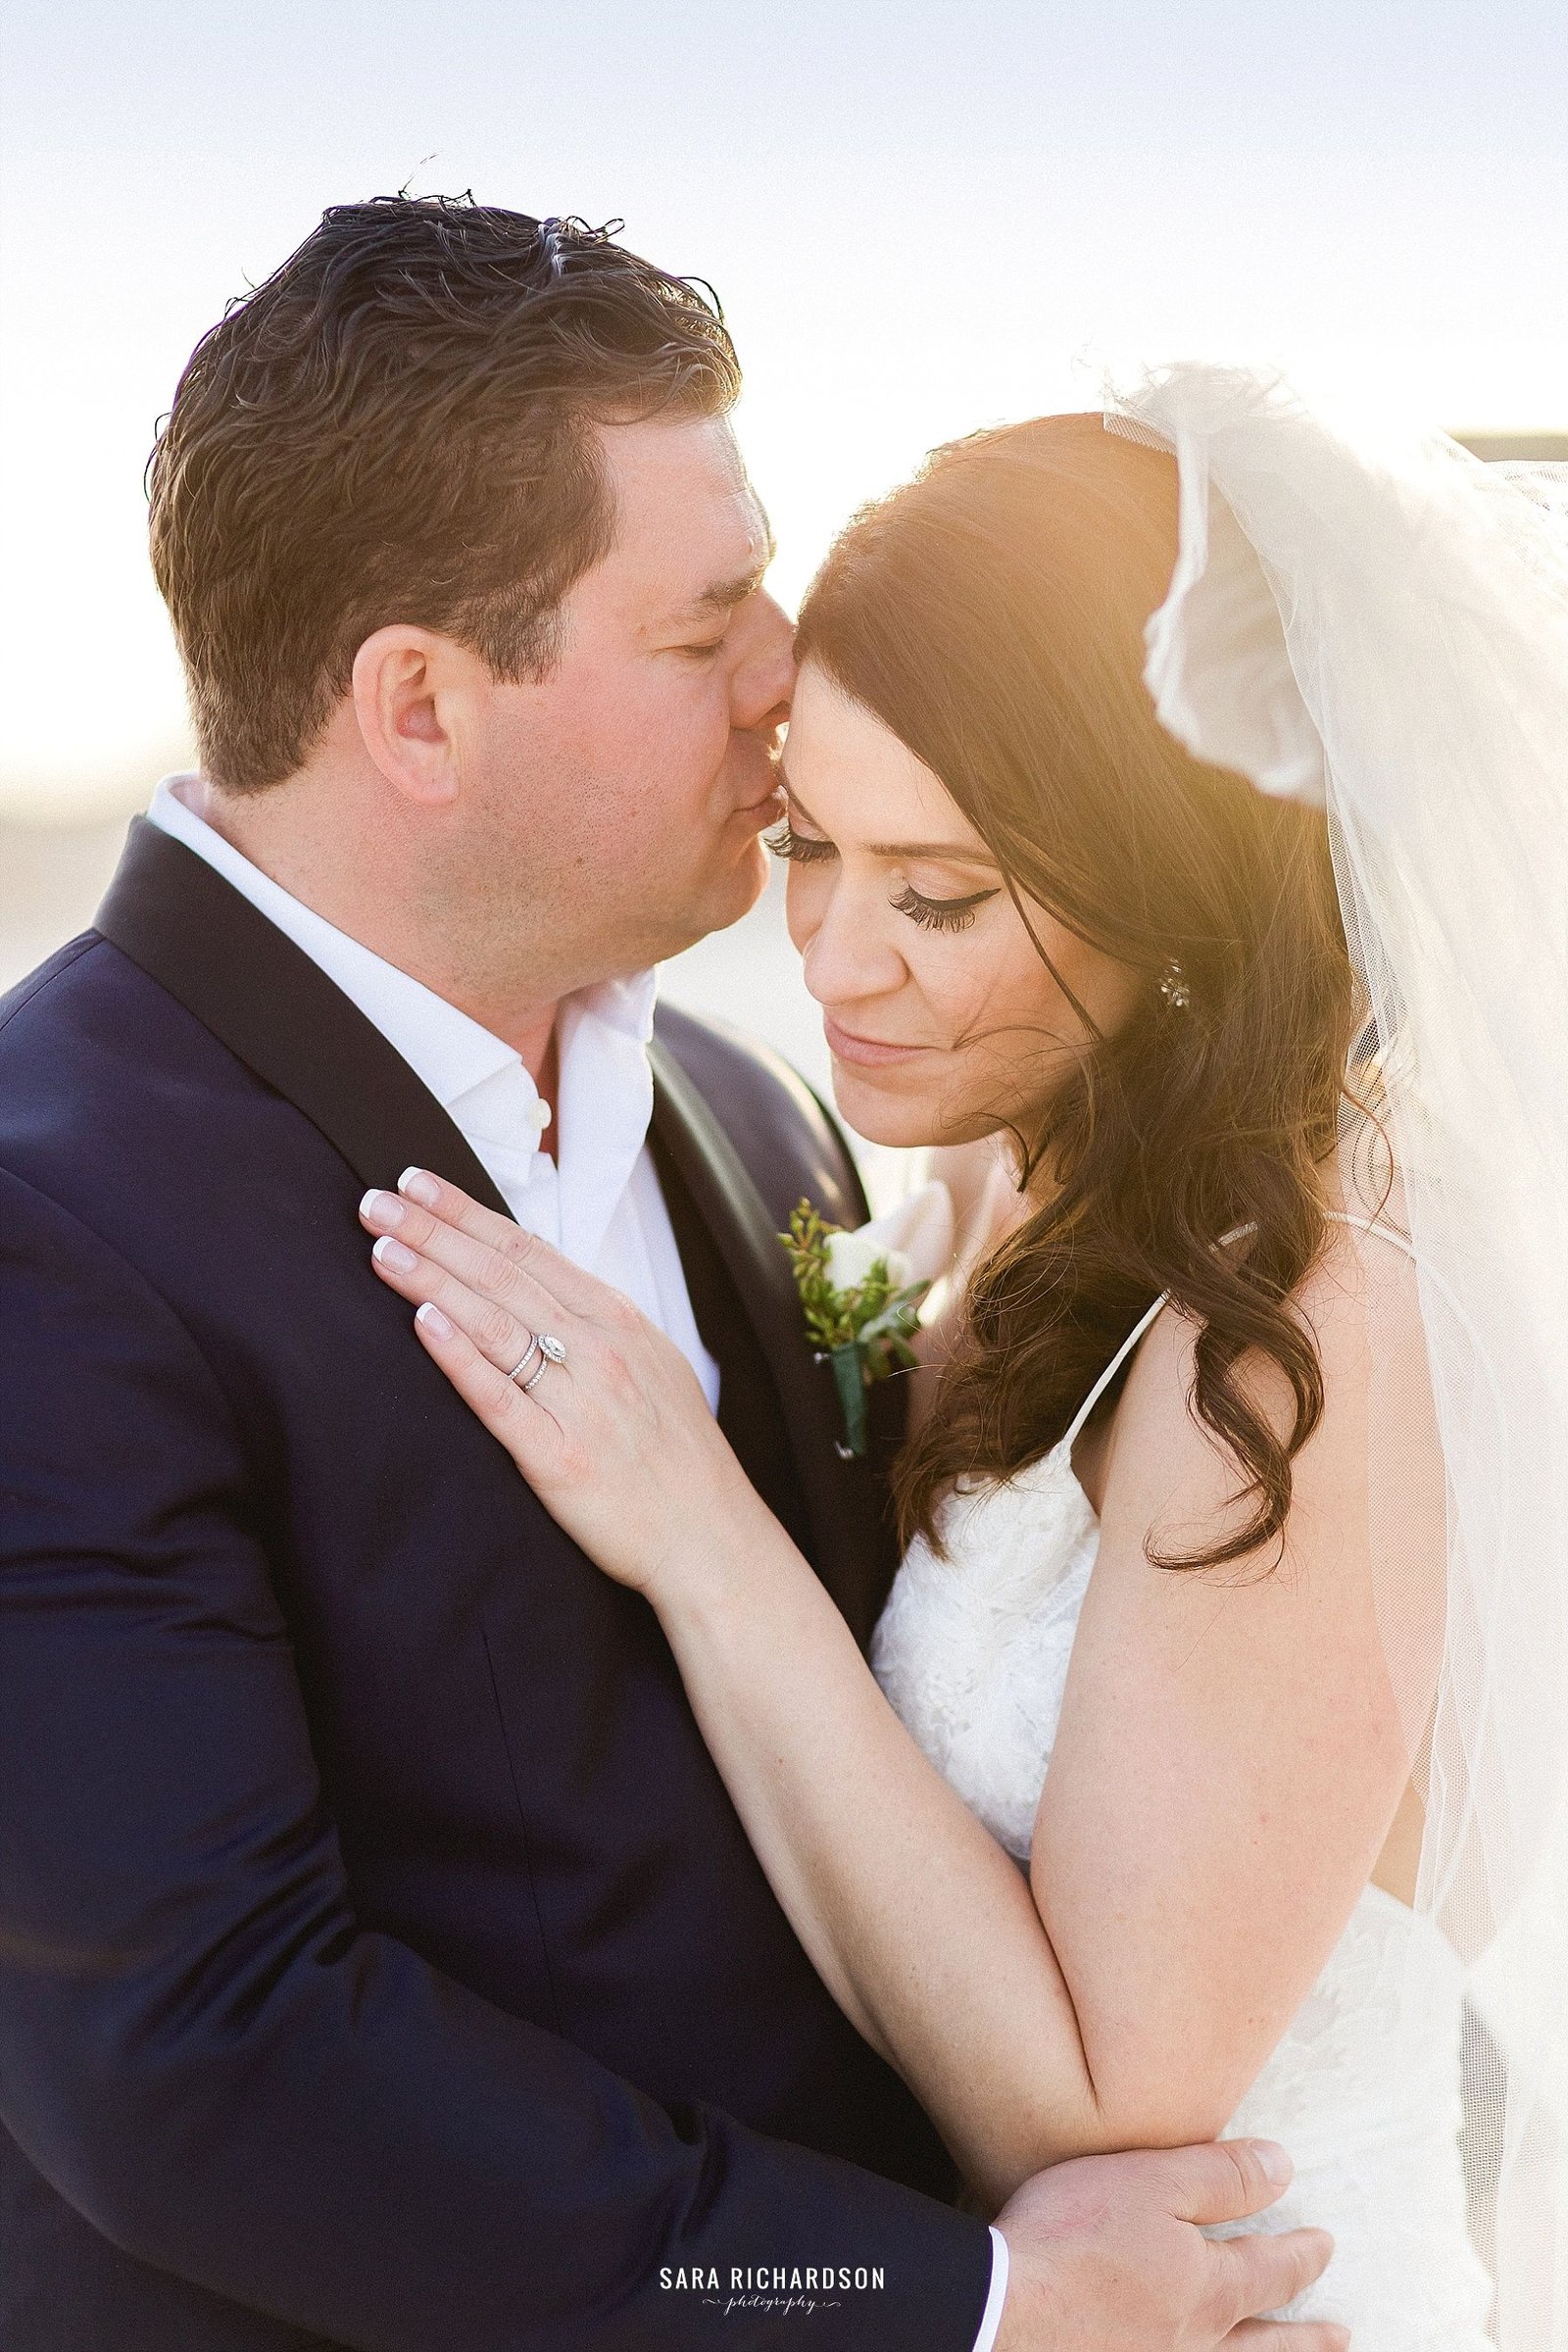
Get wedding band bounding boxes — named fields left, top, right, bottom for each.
left=518, top=1332, right=567, bottom=1394
left=516, top=1336, right=566, bottom=1383
left=508, top=1334, right=541, bottom=1387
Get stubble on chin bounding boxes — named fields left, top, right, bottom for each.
left=662, top=824, right=773, bottom=952
left=574, top=830, right=774, bottom=988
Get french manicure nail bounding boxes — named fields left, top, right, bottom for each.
left=416, top=1300, right=453, bottom=1338
left=399, top=1168, right=441, bottom=1206
left=372, top=1235, right=418, bottom=1274
left=360, top=1188, right=405, bottom=1230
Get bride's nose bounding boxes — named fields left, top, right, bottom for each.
left=798, top=884, right=907, bottom=1010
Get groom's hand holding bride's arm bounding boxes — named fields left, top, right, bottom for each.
left=367, top=1172, right=1355, bottom=2350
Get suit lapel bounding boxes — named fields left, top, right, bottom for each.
left=650, top=1039, right=896, bottom=1641
left=650, top=1042, right=818, bottom=1388
left=94, top=818, right=514, bottom=1221
left=95, top=817, right=895, bottom=1642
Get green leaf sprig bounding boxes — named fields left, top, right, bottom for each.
left=777, top=1200, right=930, bottom=1381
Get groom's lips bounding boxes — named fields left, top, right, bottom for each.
left=730, top=776, right=785, bottom=827
left=822, top=1015, right=929, bottom=1069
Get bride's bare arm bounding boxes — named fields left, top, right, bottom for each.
left=364, top=1174, right=1428, bottom=2211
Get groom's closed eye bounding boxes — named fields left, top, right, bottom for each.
left=666, top=564, right=773, bottom=662
left=679, top=535, right=777, bottom=626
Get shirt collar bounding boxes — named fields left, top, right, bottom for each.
left=144, top=776, right=659, bottom=1200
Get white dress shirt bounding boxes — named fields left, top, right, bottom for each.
left=144, top=774, right=1008, bottom=2352
left=146, top=774, right=718, bottom=1411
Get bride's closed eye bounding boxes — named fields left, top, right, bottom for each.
left=768, top=822, right=1000, bottom=932
left=766, top=819, right=836, bottom=865
left=890, top=882, right=1000, bottom=934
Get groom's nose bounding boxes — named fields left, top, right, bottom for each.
left=731, top=590, right=797, bottom=737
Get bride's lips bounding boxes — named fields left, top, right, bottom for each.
left=822, top=1014, right=930, bottom=1069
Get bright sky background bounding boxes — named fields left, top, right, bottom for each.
left=3, top=0, right=1565, bottom=817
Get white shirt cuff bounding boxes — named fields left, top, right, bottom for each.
left=970, top=2225, right=1010, bottom=2352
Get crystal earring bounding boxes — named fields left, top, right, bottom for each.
left=1156, top=958, right=1192, bottom=1011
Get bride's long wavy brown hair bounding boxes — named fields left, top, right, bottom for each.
left=794, top=415, right=1361, bottom=1573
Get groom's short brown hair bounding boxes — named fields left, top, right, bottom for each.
left=148, top=196, right=742, bottom=793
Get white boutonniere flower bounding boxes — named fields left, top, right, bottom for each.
left=778, top=1182, right=956, bottom=1457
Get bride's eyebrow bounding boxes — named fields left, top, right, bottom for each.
left=777, top=775, right=1000, bottom=867
left=866, top=837, right=1001, bottom=866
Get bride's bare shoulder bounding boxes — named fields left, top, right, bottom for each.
left=1097, top=1191, right=1439, bottom=1584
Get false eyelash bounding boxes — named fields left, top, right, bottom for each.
left=891, top=883, right=999, bottom=933
left=765, top=821, right=837, bottom=864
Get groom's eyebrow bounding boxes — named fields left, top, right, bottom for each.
left=688, top=569, right=766, bottom=616
left=686, top=519, right=778, bottom=616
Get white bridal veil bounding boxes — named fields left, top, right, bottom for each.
left=1105, top=366, right=1568, bottom=2348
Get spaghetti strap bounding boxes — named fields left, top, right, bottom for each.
left=1062, top=1288, right=1172, bottom=1450
left=1324, top=1207, right=1420, bottom=1263
left=1059, top=1212, right=1417, bottom=1454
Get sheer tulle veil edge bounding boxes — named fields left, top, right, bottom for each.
left=1103, top=364, right=1568, bottom=2349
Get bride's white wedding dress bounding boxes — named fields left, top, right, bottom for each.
left=872, top=1216, right=1495, bottom=2344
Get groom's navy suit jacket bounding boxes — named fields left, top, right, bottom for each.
left=0, top=822, right=992, bottom=2351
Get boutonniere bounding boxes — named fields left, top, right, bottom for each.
left=778, top=1182, right=955, bottom=1458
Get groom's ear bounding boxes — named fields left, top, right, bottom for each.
left=351, top=626, right=479, bottom=807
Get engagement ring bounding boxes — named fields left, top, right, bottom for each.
left=518, top=1333, right=567, bottom=1393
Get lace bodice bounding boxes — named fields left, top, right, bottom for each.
left=872, top=1229, right=1494, bottom=2341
